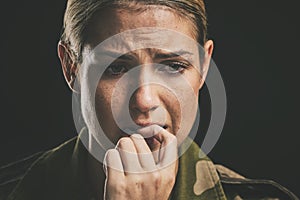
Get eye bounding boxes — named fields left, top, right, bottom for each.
left=157, top=61, right=190, bottom=74
left=106, top=63, right=128, bottom=76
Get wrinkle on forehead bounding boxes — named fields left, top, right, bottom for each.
left=82, top=28, right=202, bottom=73
left=91, top=28, right=198, bottom=54
left=84, top=6, right=197, bottom=50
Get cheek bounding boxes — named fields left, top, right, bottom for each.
left=95, top=80, right=128, bottom=126
left=95, top=85, right=111, bottom=114
left=94, top=82, right=117, bottom=132
left=171, top=74, right=200, bottom=143
left=162, top=91, right=181, bottom=127
left=94, top=81, right=123, bottom=143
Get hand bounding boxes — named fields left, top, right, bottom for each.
left=103, top=125, right=178, bottom=200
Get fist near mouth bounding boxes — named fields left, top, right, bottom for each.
left=103, top=125, right=178, bottom=200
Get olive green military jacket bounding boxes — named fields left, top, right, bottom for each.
left=0, top=134, right=298, bottom=200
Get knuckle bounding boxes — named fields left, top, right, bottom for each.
left=166, top=133, right=177, bottom=145
left=130, top=133, right=143, bottom=140
left=151, top=171, right=161, bottom=181
left=151, top=172, right=162, bottom=188
left=107, top=179, right=126, bottom=192
left=117, top=137, right=133, bottom=148
left=106, top=148, right=118, bottom=156
left=169, top=133, right=177, bottom=141
left=104, top=149, right=118, bottom=161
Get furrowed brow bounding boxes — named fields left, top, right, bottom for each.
left=154, top=50, right=194, bottom=60
left=102, top=50, right=135, bottom=60
left=99, top=49, right=194, bottom=61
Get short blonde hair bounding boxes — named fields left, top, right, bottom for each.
left=61, top=0, right=208, bottom=62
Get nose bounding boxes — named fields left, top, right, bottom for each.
left=131, top=83, right=160, bottom=114
left=129, top=64, right=160, bottom=114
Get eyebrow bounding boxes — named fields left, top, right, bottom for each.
left=153, top=50, right=194, bottom=60
left=101, top=49, right=194, bottom=61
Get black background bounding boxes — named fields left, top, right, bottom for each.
left=0, top=0, right=299, bottom=196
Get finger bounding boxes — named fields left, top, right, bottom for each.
left=153, top=128, right=178, bottom=168
left=137, top=125, right=177, bottom=166
left=136, top=125, right=163, bottom=163
left=104, top=149, right=125, bottom=179
left=116, top=137, right=142, bottom=173
left=130, top=134, right=156, bottom=171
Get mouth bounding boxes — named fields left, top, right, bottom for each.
left=123, top=123, right=168, bottom=133
left=121, top=123, right=169, bottom=151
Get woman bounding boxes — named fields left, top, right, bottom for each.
left=2, top=0, right=298, bottom=199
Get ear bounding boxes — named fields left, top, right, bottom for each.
left=57, top=41, right=80, bottom=93
left=199, top=40, right=214, bottom=90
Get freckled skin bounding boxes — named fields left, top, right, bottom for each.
left=86, top=7, right=202, bottom=146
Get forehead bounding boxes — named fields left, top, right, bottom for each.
left=83, top=28, right=201, bottom=68
left=84, top=6, right=197, bottom=49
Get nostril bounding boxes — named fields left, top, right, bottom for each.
left=130, top=85, right=160, bottom=113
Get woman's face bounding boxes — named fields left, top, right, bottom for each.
left=82, top=6, right=212, bottom=151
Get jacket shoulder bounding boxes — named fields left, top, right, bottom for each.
left=215, top=164, right=299, bottom=200
left=0, top=152, right=44, bottom=200
left=0, top=136, right=77, bottom=200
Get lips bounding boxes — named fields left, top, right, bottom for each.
left=135, top=122, right=168, bottom=130
left=123, top=123, right=168, bottom=135
left=121, top=123, right=168, bottom=151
